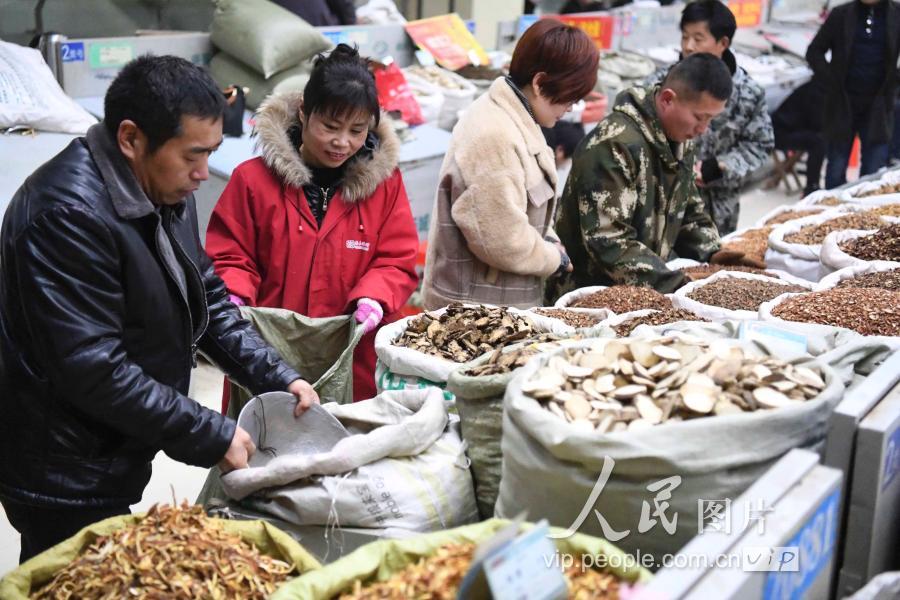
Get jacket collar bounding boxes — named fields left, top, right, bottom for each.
left=253, top=91, right=400, bottom=203
left=614, top=86, right=684, bottom=170
left=487, top=78, right=557, bottom=185
left=85, top=124, right=157, bottom=220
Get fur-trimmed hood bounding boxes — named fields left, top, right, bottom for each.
left=253, top=91, right=400, bottom=203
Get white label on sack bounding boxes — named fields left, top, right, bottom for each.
left=739, top=321, right=808, bottom=355
left=483, top=522, right=568, bottom=600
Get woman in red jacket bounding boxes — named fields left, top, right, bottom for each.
left=207, top=44, right=419, bottom=401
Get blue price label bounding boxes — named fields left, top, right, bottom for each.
left=60, top=42, right=85, bottom=63
left=763, top=488, right=840, bottom=600
left=881, top=426, right=900, bottom=492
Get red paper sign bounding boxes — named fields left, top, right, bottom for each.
left=544, top=14, right=616, bottom=50
left=729, top=0, right=764, bottom=27
left=404, top=14, right=489, bottom=71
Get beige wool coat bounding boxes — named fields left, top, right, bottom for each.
left=422, top=78, right=562, bottom=310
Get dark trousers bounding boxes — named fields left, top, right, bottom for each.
left=776, top=131, right=827, bottom=195
left=825, top=105, right=890, bottom=189
left=1, top=497, right=129, bottom=563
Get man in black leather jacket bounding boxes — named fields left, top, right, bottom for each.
left=0, top=55, right=318, bottom=562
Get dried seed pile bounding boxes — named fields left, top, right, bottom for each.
left=682, top=264, right=774, bottom=280
left=522, top=337, right=825, bottom=433
left=394, top=304, right=534, bottom=362
left=772, top=288, right=900, bottom=336
left=687, top=278, right=807, bottom=312
left=339, top=542, right=621, bottom=600
left=783, top=213, right=886, bottom=245
left=855, top=182, right=900, bottom=198
left=613, top=309, right=708, bottom=337
left=764, top=209, right=821, bottom=225
left=31, top=503, right=295, bottom=600
left=455, top=64, right=504, bottom=80
left=835, top=268, right=900, bottom=291
left=533, top=308, right=604, bottom=328
left=810, top=196, right=846, bottom=206
left=839, top=224, right=900, bottom=261
left=864, top=203, right=900, bottom=217
left=569, top=286, right=671, bottom=313
left=721, top=226, right=773, bottom=265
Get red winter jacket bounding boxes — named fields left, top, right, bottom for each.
left=206, top=92, right=419, bottom=401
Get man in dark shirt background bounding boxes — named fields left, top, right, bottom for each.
left=271, top=0, right=356, bottom=26
left=806, top=0, right=900, bottom=188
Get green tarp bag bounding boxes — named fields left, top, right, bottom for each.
left=0, top=512, right=322, bottom=599
left=270, top=518, right=651, bottom=599
left=210, top=0, right=331, bottom=79
left=199, top=308, right=365, bottom=507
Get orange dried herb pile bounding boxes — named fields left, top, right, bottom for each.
left=31, top=503, right=295, bottom=600
left=339, top=542, right=622, bottom=600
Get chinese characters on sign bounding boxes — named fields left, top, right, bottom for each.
left=728, top=0, right=764, bottom=28
left=404, top=14, right=489, bottom=71
left=544, top=14, right=616, bottom=50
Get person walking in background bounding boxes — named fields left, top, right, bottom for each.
left=542, top=120, right=586, bottom=195
left=422, top=19, right=598, bottom=310
left=206, top=45, right=418, bottom=402
left=644, top=0, right=773, bottom=235
left=806, top=0, right=900, bottom=188
left=549, top=54, right=764, bottom=302
left=771, top=78, right=828, bottom=196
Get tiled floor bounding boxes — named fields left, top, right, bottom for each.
left=0, top=184, right=804, bottom=576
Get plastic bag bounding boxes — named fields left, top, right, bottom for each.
left=374, top=62, right=423, bottom=126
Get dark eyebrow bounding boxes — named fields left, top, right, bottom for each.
left=189, top=139, right=223, bottom=154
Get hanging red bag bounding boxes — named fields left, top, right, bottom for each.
left=374, top=61, right=424, bottom=126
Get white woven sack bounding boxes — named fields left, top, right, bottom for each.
left=523, top=307, right=611, bottom=332
left=797, top=188, right=852, bottom=208
left=765, top=208, right=882, bottom=282
left=673, top=270, right=814, bottom=321
left=818, top=229, right=900, bottom=279
left=403, top=66, right=475, bottom=131
left=374, top=304, right=574, bottom=383
left=816, top=261, right=900, bottom=291
left=554, top=286, right=610, bottom=310
left=404, top=74, right=444, bottom=125
left=844, top=169, right=900, bottom=203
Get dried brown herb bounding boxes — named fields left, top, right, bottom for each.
left=772, top=288, right=900, bottom=336
left=534, top=308, right=605, bottom=328
left=687, top=278, right=807, bottom=312
left=834, top=268, right=900, bottom=291
left=613, top=309, right=708, bottom=336
left=721, top=226, right=773, bottom=265
left=31, top=503, right=295, bottom=600
left=570, top=286, right=671, bottom=313
left=783, top=213, right=886, bottom=245
left=839, top=224, right=900, bottom=261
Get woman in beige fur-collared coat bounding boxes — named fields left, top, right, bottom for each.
left=422, top=20, right=598, bottom=310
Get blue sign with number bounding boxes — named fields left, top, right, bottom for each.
left=763, top=488, right=840, bottom=600
left=60, top=42, right=85, bottom=63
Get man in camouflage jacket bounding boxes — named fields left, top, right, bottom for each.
left=645, top=0, right=774, bottom=235
left=548, top=55, right=734, bottom=302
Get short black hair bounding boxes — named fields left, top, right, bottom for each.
left=680, top=0, right=736, bottom=43
left=662, top=53, right=733, bottom=102
left=104, top=55, right=225, bottom=152
left=303, top=44, right=380, bottom=126
left=543, top=121, right=585, bottom=159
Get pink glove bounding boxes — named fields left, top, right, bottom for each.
left=354, top=297, right=383, bottom=334
left=228, top=294, right=245, bottom=307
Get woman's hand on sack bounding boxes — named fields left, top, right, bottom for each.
left=289, top=378, right=320, bottom=417
left=354, top=297, right=384, bottom=334
left=709, top=249, right=766, bottom=269
left=218, top=426, right=255, bottom=473
left=553, top=242, right=573, bottom=274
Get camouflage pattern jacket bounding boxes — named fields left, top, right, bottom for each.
left=645, top=65, right=774, bottom=234
left=547, top=86, right=720, bottom=302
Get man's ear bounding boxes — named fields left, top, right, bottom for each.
left=719, top=35, right=731, bottom=51
left=117, top=120, right=144, bottom=161
left=658, top=87, right=677, bottom=107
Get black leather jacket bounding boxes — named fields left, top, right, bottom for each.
left=0, top=125, right=301, bottom=508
